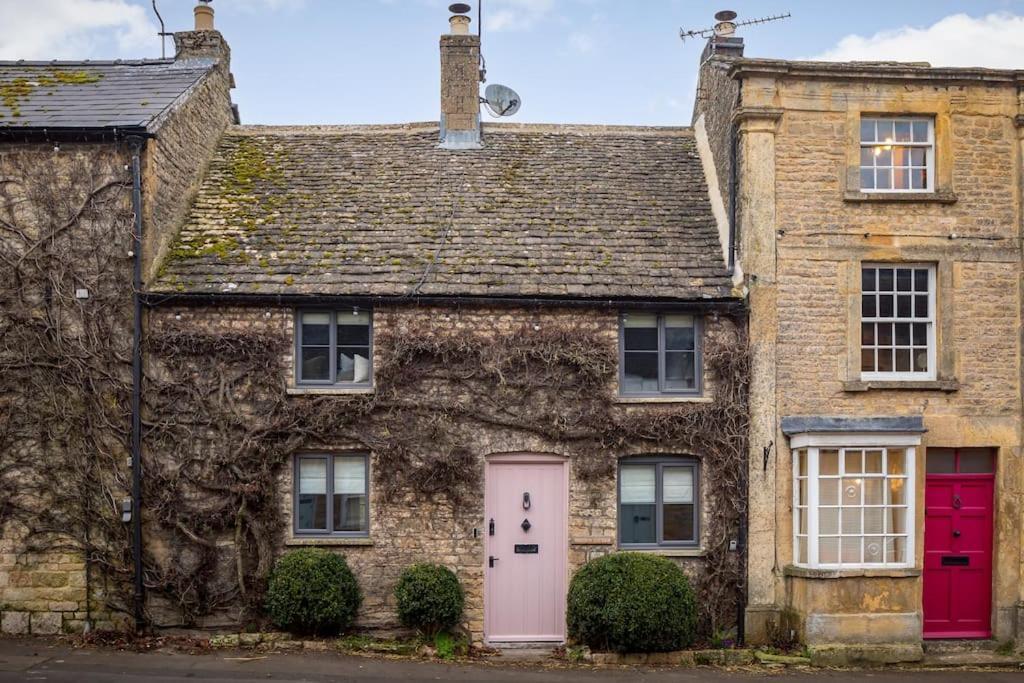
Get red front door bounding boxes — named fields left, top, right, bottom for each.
left=923, top=448, right=995, bottom=639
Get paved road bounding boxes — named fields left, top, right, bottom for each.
left=0, top=640, right=1020, bottom=682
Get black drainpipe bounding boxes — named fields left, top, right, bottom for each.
left=727, top=121, right=738, bottom=274
left=127, top=135, right=146, bottom=633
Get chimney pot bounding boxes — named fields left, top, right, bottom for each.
left=194, top=2, right=215, bottom=31
left=449, top=15, right=471, bottom=35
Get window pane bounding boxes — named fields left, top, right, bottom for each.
left=864, top=508, right=884, bottom=534
left=338, top=347, right=371, bottom=383
left=914, top=269, right=929, bottom=292
left=895, top=348, right=911, bottom=372
left=910, top=148, right=926, bottom=166
left=926, top=448, right=955, bottom=474
left=862, top=295, right=876, bottom=318
left=876, top=168, right=891, bottom=189
left=893, top=168, right=909, bottom=190
left=862, top=322, right=875, bottom=346
left=896, top=269, right=912, bottom=291
left=797, top=537, right=808, bottom=564
left=876, top=120, right=894, bottom=142
left=820, top=537, right=839, bottom=564
left=841, top=537, right=862, bottom=564
left=877, top=323, right=893, bottom=346
left=911, top=169, right=926, bottom=190
left=301, top=312, right=331, bottom=345
left=887, top=508, right=907, bottom=534
left=334, top=456, right=365, bottom=494
left=862, top=268, right=876, bottom=292
left=860, top=168, right=874, bottom=189
left=887, top=536, right=907, bottom=563
left=861, top=348, right=875, bottom=372
left=958, top=448, right=994, bottom=474
left=820, top=450, right=839, bottom=476
left=864, top=479, right=884, bottom=505
left=665, top=316, right=695, bottom=350
left=298, top=458, right=327, bottom=530
left=879, top=294, right=894, bottom=317
left=841, top=508, right=861, bottom=534
left=878, top=269, right=894, bottom=291
left=912, top=323, right=927, bottom=345
left=843, top=478, right=862, bottom=504
left=663, top=467, right=693, bottom=503
left=820, top=507, right=839, bottom=535
left=894, top=121, right=912, bottom=143
left=914, top=295, right=929, bottom=317
left=337, top=317, right=370, bottom=346
left=797, top=450, right=807, bottom=478
left=620, top=465, right=655, bottom=503
left=860, top=119, right=875, bottom=142
left=912, top=120, right=929, bottom=143
left=888, top=478, right=906, bottom=505
left=623, top=314, right=658, bottom=350
left=664, top=352, right=696, bottom=391
left=865, top=450, right=883, bottom=473
left=844, top=450, right=862, bottom=474
left=623, top=353, right=659, bottom=393
left=663, top=503, right=694, bottom=542
left=334, top=493, right=367, bottom=532
left=621, top=504, right=656, bottom=544
left=860, top=148, right=874, bottom=166
left=887, top=449, right=906, bottom=475
left=877, top=348, right=893, bottom=372
left=301, top=348, right=330, bottom=381
left=864, top=537, right=884, bottom=563
left=820, top=479, right=839, bottom=505
left=913, top=348, right=929, bottom=372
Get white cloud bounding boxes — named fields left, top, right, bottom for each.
left=568, top=31, right=595, bottom=54
left=810, top=12, right=1024, bottom=69
left=217, top=0, right=307, bottom=12
left=485, top=0, right=555, bottom=32
left=0, top=0, right=155, bottom=60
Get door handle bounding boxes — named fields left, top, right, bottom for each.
left=489, top=556, right=499, bottom=568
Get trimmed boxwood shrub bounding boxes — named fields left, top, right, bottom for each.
left=265, top=548, right=362, bottom=635
left=567, top=552, right=697, bottom=653
left=394, top=563, right=464, bottom=636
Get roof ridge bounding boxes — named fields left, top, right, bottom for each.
left=0, top=59, right=176, bottom=66
left=224, top=122, right=695, bottom=136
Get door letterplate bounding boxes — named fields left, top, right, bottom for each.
left=941, top=555, right=969, bottom=567
left=514, top=544, right=539, bottom=554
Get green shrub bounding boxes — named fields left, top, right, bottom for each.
left=265, top=548, right=362, bottom=635
left=567, top=552, right=697, bottom=653
left=394, top=563, right=464, bottom=637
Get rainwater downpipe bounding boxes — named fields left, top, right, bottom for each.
left=127, top=135, right=146, bottom=633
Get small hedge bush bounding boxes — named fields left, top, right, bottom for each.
left=567, top=552, right=697, bottom=653
left=394, top=563, right=464, bottom=637
left=265, top=548, right=362, bottom=636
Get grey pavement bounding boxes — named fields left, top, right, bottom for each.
left=0, top=639, right=1021, bottom=682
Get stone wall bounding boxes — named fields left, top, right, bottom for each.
left=0, top=142, right=135, bottom=636
left=142, top=33, right=235, bottom=283
left=145, top=303, right=742, bottom=641
left=726, top=65, right=1024, bottom=650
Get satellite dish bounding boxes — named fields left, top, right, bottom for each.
left=484, top=84, right=521, bottom=117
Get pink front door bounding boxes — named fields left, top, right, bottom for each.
left=484, top=454, right=568, bottom=642
left=923, top=448, right=995, bottom=639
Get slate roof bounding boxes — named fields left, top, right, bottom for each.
left=0, top=60, right=214, bottom=129
left=153, top=123, right=734, bottom=301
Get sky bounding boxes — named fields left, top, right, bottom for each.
left=2, top=0, right=1024, bottom=126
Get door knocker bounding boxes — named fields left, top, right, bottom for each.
left=952, top=495, right=962, bottom=510
left=522, top=492, right=531, bottom=510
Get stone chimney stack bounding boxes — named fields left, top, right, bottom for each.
left=700, top=10, right=744, bottom=61
left=439, top=6, right=482, bottom=149
left=174, top=1, right=230, bottom=66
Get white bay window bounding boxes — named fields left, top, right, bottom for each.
left=792, top=433, right=917, bottom=569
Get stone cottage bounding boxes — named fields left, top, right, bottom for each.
left=693, top=18, right=1024, bottom=661
left=1, top=4, right=749, bottom=643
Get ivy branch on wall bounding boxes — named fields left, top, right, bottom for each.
left=145, top=315, right=749, bottom=635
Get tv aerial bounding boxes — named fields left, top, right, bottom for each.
left=482, top=83, right=521, bottom=117
left=680, top=9, right=791, bottom=42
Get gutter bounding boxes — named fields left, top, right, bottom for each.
left=0, top=126, right=151, bottom=143
left=140, top=291, right=746, bottom=313
left=126, top=135, right=147, bottom=633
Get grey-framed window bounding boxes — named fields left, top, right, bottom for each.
left=295, top=310, right=372, bottom=386
left=294, top=453, right=369, bottom=536
left=618, top=457, right=700, bottom=548
left=619, top=313, right=701, bottom=396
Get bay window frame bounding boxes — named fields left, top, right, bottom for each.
left=791, top=433, right=917, bottom=570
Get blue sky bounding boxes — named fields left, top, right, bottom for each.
left=3, top=1, right=1024, bottom=126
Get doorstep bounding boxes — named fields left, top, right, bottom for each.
left=486, top=642, right=560, bottom=662
left=922, top=639, right=1023, bottom=667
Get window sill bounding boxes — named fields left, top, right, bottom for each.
left=843, top=190, right=957, bottom=204
left=615, top=396, right=712, bottom=405
left=287, top=386, right=374, bottom=396
left=286, top=537, right=373, bottom=547
left=784, top=564, right=920, bottom=579
left=571, top=536, right=614, bottom=546
left=843, top=379, right=960, bottom=393
left=619, top=547, right=705, bottom=558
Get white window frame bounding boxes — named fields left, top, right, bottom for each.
left=859, top=116, right=935, bottom=194
left=792, top=432, right=918, bottom=570
left=860, top=263, right=936, bottom=382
